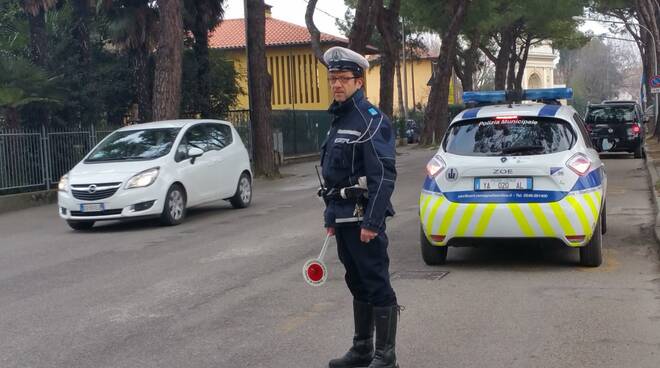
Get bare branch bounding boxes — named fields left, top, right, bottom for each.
left=305, top=0, right=327, bottom=66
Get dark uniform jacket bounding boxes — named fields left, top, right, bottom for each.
left=321, top=89, right=396, bottom=232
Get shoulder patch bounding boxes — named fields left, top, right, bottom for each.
left=368, top=107, right=379, bottom=116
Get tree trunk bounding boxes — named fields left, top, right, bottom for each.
left=4, top=107, right=20, bottom=129
left=514, top=36, right=532, bottom=93
left=26, top=9, right=47, bottom=66
left=152, top=0, right=184, bottom=121
left=421, top=0, right=468, bottom=145
left=375, top=0, right=400, bottom=120
left=493, top=27, right=514, bottom=90
left=395, top=58, right=404, bottom=117
left=133, top=47, right=153, bottom=122
left=192, top=13, right=211, bottom=118
left=348, top=0, right=376, bottom=54
left=506, top=41, right=516, bottom=91
left=454, top=33, right=480, bottom=92
left=304, top=0, right=327, bottom=66
left=246, top=0, right=278, bottom=177
left=71, top=0, right=91, bottom=65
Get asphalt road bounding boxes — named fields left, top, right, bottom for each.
left=1, top=146, right=659, bottom=368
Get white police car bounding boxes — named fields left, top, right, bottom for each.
left=420, top=88, right=607, bottom=267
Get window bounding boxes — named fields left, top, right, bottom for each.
left=206, top=123, right=233, bottom=150
left=175, top=125, right=208, bottom=162
left=585, top=105, right=636, bottom=124
left=443, top=117, right=577, bottom=156
left=86, top=128, right=180, bottom=162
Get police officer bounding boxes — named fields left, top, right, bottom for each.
left=320, top=46, right=400, bottom=368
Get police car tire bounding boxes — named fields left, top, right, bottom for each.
left=579, top=219, right=602, bottom=267
left=67, top=220, right=95, bottom=231
left=634, top=145, right=644, bottom=159
left=230, top=172, right=252, bottom=209
left=420, top=227, right=448, bottom=265
left=160, top=184, right=187, bottom=226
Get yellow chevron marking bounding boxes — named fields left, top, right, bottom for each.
left=474, top=204, right=496, bottom=236
left=438, top=202, right=459, bottom=237
left=509, top=204, right=535, bottom=236
left=566, top=195, right=591, bottom=236
left=425, top=197, right=445, bottom=236
left=529, top=203, right=554, bottom=236
left=549, top=202, right=575, bottom=235
left=583, top=192, right=599, bottom=223
left=419, top=194, right=432, bottom=219
left=455, top=203, right=477, bottom=236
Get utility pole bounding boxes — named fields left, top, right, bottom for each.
left=401, top=18, right=408, bottom=121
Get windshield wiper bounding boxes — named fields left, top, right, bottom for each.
left=501, top=145, right=544, bottom=155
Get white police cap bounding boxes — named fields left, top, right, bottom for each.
left=323, top=46, right=369, bottom=76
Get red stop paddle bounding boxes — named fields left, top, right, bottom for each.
left=303, top=233, right=331, bottom=286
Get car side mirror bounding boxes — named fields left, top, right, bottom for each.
left=188, top=147, right=204, bottom=164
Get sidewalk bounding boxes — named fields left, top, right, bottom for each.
left=643, top=137, right=660, bottom=243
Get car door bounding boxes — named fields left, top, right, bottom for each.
left=204, top=122, right=238, bottom=199
left=174, top=124, right=216, bottom=205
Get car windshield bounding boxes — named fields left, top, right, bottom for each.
left=86, top=128, right=181, bottom=162
left=585, top=105, right=636, bottom=124
left=443, top=116, right=576, bottom=156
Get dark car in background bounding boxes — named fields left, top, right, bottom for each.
left=584, top=102, right=645, bottom=158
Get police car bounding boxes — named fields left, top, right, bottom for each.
left=419, top=88, right=607, bottom=267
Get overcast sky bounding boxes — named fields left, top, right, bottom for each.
left=222, top=1, right=618, bottom=44
left=223, top=0, right=348, bottom=37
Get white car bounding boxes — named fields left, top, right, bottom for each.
left=420, top=88, right=607, bottom=267
left=58, top=119, right=252, bottom=230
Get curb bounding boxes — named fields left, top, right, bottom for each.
left=643, top=145, right=660, bottom=244
left=0, top=189, right=57, bottom=216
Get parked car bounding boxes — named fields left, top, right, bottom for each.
left=584, top=102, right=645, bottom=158
left=421, top=88, right=607, bottom=267
left=57, top=119, right=252, bottom=230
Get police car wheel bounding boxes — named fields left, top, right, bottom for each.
left=230, top=172, right=252, bottom=209
left=579, top=218, right=602, bottom=267
left=160, top=184, right=187, bottom=226
left=67, top=220, right=95, bottom=231
left=420, top=226, right=448, bottom=265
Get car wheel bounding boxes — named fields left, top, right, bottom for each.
left=634, top=144, right=644, bottom=159
left=160, top=184, right=186, bottom=226
left=67, top=220, right=95, bottom=231
left=230, top=172, right=252, bottom=209
left=420, top=226, right=448, bottom=265
left=579, top=217, right=602, bottom=267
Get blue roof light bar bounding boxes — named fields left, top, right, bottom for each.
left=462, top=87, right=573, bottom=105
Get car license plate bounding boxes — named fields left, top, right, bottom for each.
left=80, top=203, right=105, bottom=212
left=475, top=178, right=532, bottom=191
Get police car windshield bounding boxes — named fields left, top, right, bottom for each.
left=443, top=116, right=576, bottom=156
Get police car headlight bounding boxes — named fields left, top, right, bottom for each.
left=426, top=155, right=446, bottom=178
left=125, top=167, right=160, bottom=189
left=566, top=153, right=591, bottom=176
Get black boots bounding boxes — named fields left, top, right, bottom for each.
left=367, top=305, right=399, bottom=368
left=329, top=300, right=375, bottom=368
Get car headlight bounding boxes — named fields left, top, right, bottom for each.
left=125, top=167, right=160, bottom=189
left=58, top=174, right=69, bottom=192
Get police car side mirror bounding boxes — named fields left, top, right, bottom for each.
left=188, top=147, right=204, bottom=164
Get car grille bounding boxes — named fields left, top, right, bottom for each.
left=71, top=182, right=122, bottom=201
left=70, top=209, right=123, bottom=217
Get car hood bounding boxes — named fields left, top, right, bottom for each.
left=68, top=160, right=162, bottom=185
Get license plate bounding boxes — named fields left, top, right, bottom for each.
left=475, top=178, right=532, bottom=191
left=80, top=203, right=105, bottom=212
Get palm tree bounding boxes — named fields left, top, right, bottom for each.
left=97, top=0, right=158, bottom=122
left=0, top=53, right=61, bottom=128
left=183, top=0, right=225, bottom=118
left=19, top=0, right=58, bottom=66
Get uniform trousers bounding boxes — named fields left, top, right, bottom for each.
left=335, top=224, right=397, bottom=307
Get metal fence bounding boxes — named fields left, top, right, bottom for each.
left=0, top=110, right=332, bottom=194
left=0, top=126, right=114, bottom=194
